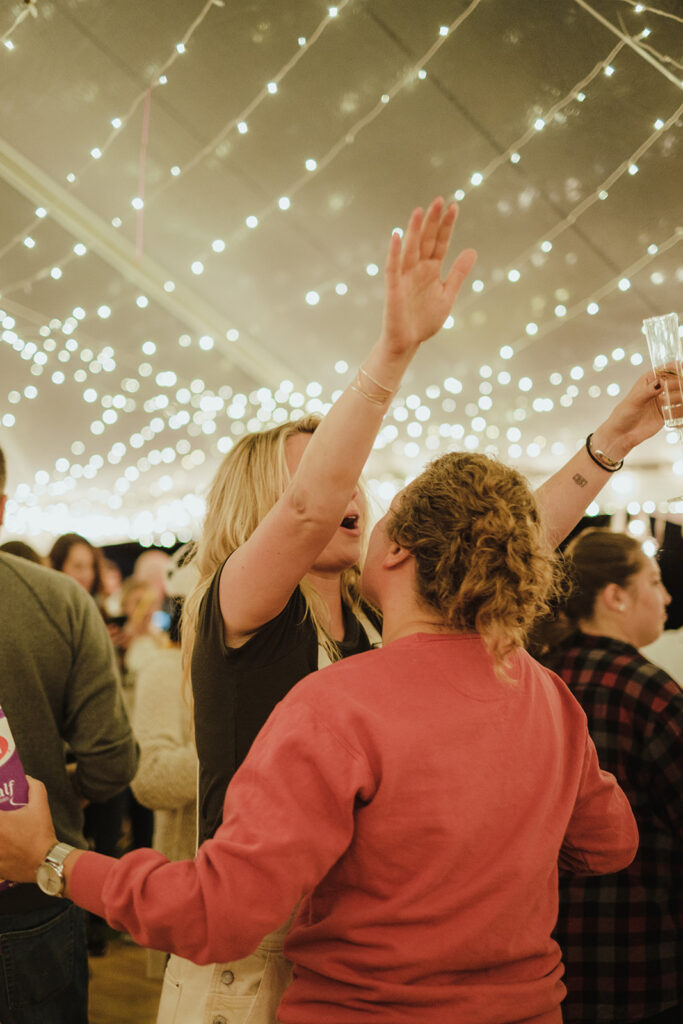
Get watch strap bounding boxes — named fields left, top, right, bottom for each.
left=44, top=842, right=75, bottom=869
left=37, top=842, right=76, bottom=897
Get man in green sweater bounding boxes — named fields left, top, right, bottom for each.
left=0, top=446, right=139, bottom=1024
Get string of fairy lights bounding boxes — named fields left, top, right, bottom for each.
left=2, top=20, right=679, bottom=411
left=172, top=0, right=485, bottom=265
left=286, top=95, right=683, bottom=331
left=0, top=0, right=481, bottom=296
left=617, top=0, right=683, bottom=24
left=7, top=6, right=673, bottom=333
left=1, top=0, right=681, bottom=546
left=0, top=0, right=38, bottom=48
left=0, top=0, right=354, bottom=279
left=0, top=0, right=670, bottom=294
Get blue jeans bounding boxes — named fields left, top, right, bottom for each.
left=0, top=901, right=88, bottom=1024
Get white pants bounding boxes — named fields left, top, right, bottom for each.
left=156, top=921, right=293, bottom=1024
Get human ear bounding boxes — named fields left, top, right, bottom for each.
left=602, top=582, right=627, bottom=612
left=383, top=544, right=412, bottom=569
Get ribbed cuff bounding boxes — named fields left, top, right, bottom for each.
left=68, top=850, right=116, bottom=920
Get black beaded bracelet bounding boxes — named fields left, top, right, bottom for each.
left=585, top=433, right=624, bottom=473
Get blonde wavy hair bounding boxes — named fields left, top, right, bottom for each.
left=386, top=452, right=562, bottom=670
left=181, top=415, right=366, bottom=691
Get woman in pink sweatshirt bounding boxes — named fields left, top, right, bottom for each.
left=0, top=451, right=637, bottom=1024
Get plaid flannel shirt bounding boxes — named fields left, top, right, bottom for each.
left=543, top=632, right=683, bottom=1022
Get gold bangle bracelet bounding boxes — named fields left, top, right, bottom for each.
left=359, top=365, right=394, bottom=394
left=350, top=383, right=389, bottom=407
left=350, top=376, right=393, bottom=407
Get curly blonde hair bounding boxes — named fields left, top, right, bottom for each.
left=386, top=452, right=561, bottom=669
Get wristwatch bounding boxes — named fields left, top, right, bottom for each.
left=36, top=842, right=76, bottom=897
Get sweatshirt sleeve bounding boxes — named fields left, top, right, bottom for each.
left=559, top=730, right=639, bottom=876
left=69, top=695, right=373, bottom=963
left=63, top=591, right=139, bottom=803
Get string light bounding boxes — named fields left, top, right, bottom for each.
left=2, top=4, right=680, bottom=539
left=575, top=0, right=682, bottom=90
left=0, top=0, right=224, bottom=273
left=450, top=40, right=626, bottom=200
left=618, top=0, right=683, bottom=26
left=503, top=228, right=681, bottom=359
left=452, top=99, right=683, bottom=318
left=127, top=0, right=354, bottom=228
left=177, top=0, right=483, bottom=269
left=1, top=0, right=39, bottom=48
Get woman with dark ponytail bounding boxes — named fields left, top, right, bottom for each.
left=539, top=528, right=683, bottom=1024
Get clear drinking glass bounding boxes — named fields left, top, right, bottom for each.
left=642, top=311, right=683, bottom=502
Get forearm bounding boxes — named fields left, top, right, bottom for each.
left=287, top=199, right=474, bottom=528
left=73, top=737, right=139, bottom=803
left=290, top=339, right=412, bottom=520
left=536, top=417, right=637, bottom=549
left=63, top=844, right=287, bottom=964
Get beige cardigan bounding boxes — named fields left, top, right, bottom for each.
left=131, top=647, right=198, bottom=862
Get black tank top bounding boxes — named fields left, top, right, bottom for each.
left=192, top=564, right=379, bottom=845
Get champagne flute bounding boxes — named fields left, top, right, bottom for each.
left=642, top=312, right=683, bottom=504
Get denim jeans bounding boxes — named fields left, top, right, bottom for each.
left=0, top=901, right=88, bottom=1024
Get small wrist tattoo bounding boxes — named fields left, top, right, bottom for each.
left=572, top=473, right=588, bottom=488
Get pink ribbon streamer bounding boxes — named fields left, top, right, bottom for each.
left=135, top=87, right=153, bottom=259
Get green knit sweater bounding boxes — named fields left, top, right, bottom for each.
left=0, top=552, right=138, bottom=912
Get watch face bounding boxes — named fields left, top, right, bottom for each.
left=36, top=862, right=64, bottom=897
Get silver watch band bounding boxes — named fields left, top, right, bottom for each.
left=44, top=842, right=75, bottom=868
left=36, top=842, right=76, bottom=898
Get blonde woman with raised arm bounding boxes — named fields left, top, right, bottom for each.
left=167, top=196, right=478, bottom=1022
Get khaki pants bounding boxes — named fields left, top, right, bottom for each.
left=156, top=921, right=293, bottom=1024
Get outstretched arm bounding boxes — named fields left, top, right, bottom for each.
left=221, top=198, right=476, bottom=642
left=537, top=372, right=664, bottom=548
left=0, top=694, right=370, bottom=966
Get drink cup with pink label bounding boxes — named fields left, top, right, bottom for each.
left=0, top=705, right=30, bottom=891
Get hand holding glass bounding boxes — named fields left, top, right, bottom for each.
left=642, top=311, right=683, bottom=501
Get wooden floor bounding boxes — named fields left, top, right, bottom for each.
left=89, top=935, right=163, bottom=1024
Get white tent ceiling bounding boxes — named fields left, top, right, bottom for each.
left=1, top=0, right=681, bottom=547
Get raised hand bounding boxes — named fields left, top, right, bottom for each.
left=380, top=196, right=477, bottom=357
left=537, top=370, right=669, bottom=548
left=597, top=371, right=667, bottom=453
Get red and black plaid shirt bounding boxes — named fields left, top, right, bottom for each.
left=543, top=632, right=683, bottom=1022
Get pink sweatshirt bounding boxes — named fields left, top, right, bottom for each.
left=71, top=634, right=638, bottom=1023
